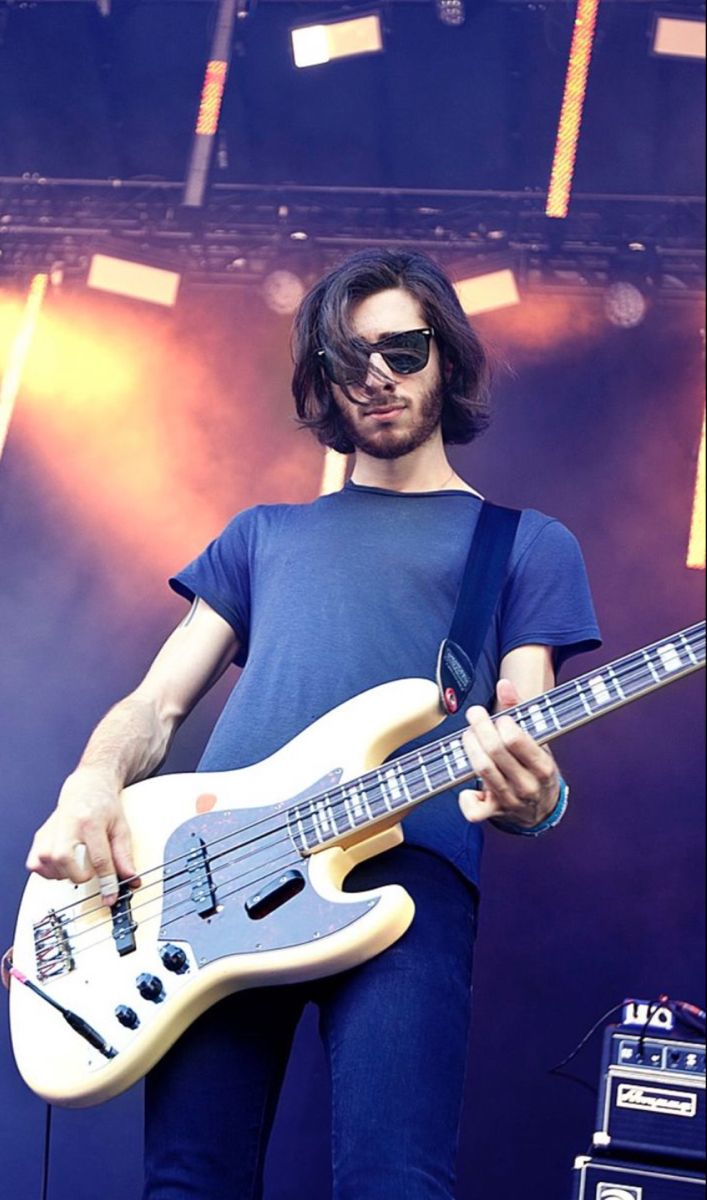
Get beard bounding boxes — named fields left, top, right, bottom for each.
left=335, top=382, right=445, bottom=460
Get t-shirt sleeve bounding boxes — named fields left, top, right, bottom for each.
left=499, top=518, right=602, bottom=672
left=169, top=509, right=256, bottom=668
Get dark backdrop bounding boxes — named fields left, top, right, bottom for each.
left=0, top=282, right=704, bottom=1199
left=0, top=0, right=704, bottom=195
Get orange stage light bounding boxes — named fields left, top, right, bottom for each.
left=196, top=60, right=228, bottom=136
left=687, top=411, right=706, bottom=570
left=0, top=274, right=48, bottom=463
left=9, top=291, right=322, bottom=597
left=547, top=0, right=601, bottom=220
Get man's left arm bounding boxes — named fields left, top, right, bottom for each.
left=459, top=643, right=562, bottom=831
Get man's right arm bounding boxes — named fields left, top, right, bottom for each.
left=26, top=598, right=239, bottom=903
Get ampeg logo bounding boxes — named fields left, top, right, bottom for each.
left=596, top=1186, right=643, bottom=1200
left=617, top=1083, right=698, bottom=1118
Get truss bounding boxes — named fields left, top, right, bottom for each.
left=0, top=177, right=704, bottom=299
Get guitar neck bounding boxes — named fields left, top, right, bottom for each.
left=289, top=622, right=706, bottom=854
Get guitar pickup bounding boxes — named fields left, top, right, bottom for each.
left=111, top=883, right=138, bottom=956
left=187, top=836, right=218, bottom=918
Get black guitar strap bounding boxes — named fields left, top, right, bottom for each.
left=436, top=501, right=522, bottom=715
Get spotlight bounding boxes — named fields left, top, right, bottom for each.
left=261, top=269, right=306, bottom=316
left=603, top=243, right=658, bottom=328
left=454, top=268, right=521, bottom=317
left=603, top=281, right=648, bottom=329
left=291, top=13, right=383, bottom=68
left=436, top=0, right=466, bottom=28
left=87, top=254, right=181, bottom=308
left=652, top=15, right=706, bottom=60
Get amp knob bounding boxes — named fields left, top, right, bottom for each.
left=136, top=973, right=165, bottom=1003
left=115, top=1004, right=140, bottom=1030
left=160, top=944, right=189, bottom=974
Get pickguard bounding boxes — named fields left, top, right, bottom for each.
left=158, top=771, right=375, bottom=965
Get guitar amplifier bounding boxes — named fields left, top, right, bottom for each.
left=594, top=1025, right=706, bottom=1165
left=572, top=1156, right=706, bottom=1199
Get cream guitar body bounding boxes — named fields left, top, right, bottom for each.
left=9, top=620, right=705, bottom=1108
left=10, top=678, right=443, bottom=1108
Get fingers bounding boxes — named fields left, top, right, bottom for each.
left=459, top=785, right=496, bottom=825
left=109, top=815, right=141, bottom=893
left=464, top=707, right=540, bottom=802
left=495, top=677, right=520, bottom=711
left=26, top=802, right=138, bottom=905
left=460, top=703, right=559, bottom=827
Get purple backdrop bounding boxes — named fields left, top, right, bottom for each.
left=0, top=288, right=704, bottom=1199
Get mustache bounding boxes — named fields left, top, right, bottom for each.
left=345, top=381, right=408, bottom=409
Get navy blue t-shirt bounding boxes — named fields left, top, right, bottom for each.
left=170, top=483, right=601, bottom=887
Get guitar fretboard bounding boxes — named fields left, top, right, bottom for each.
left=286, top=622, right=705, bottom=855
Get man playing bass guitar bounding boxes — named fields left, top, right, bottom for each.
left=26, top=249, right=601, bottom=1199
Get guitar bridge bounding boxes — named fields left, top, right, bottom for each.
left=33, top=911, right=75, bottom=982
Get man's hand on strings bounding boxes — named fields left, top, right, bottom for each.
left=25, top=767, right=139, bottom=906
left=459, top=677, right=561, bottom=830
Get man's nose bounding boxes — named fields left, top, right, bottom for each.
left=364, top=352, right=395, bottom=391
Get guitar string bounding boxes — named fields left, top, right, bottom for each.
left=66, top=832, right=301, bottom=947
left=68, top=849, right=308, bottom=961
left=50, top=619, right=706, bottom=927
left=40, top=629, right=705, bottom=952
left=46, top=632, right=706, bottom=959
left=36, top=627, right=705, bottom=953
left=46, top=620, right=705, bottom=925
left=40, top=642, right=707, bottom=969
left=36, top=683, right=704, bottom=968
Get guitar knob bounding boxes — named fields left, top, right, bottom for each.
left=115, top=1005, right=140, bottom=1030
left=160, top=944, right=189, bottom=974
left=136, top=973, right=165, bottom=1003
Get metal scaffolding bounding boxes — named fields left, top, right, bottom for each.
left=0, top=177, right=704, bottom=299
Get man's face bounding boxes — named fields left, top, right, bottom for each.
left=330, top=288, right=444, bottom=460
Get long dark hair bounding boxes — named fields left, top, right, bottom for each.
left=291, top=248, right=491, bottom=454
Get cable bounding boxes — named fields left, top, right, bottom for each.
left=40, top=1104, right=52, bottom=1200
left=548, top=1001, right=626, bottom=1093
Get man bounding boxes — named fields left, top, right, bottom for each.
left=27, top=249, right=601, bottom=1199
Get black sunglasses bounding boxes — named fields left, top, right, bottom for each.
left=316, top=328, right=435, bottom=382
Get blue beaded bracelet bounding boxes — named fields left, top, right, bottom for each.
left=491, top=776, right=570, bottom=838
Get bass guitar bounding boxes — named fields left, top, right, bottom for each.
left=7, top=621, right=705, bottom=1107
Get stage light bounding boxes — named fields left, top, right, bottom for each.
left=436, top=0, right=466, bottom=28
left=687, top=411, right=705, bottom=570
left=87, top=254, right=181, bottom=308
left=291, top=14, right=383, bottom=68
left=262, top=270, right=306, bottom=316
left=454, top=268, right=521, bottom=317
left=196, top=59, right=229, bottom=136
left=546, top=0, right=601, bottom=219
left=653, top=15, right=706, bottom=60
left=184, top=0, right=239, bottom=209
left=603, top=281, right=649, bottom=329
left=0, top=274, right=48, bottom=464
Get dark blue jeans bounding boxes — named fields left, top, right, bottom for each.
left=143, top=846, right=479, bottom=1200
